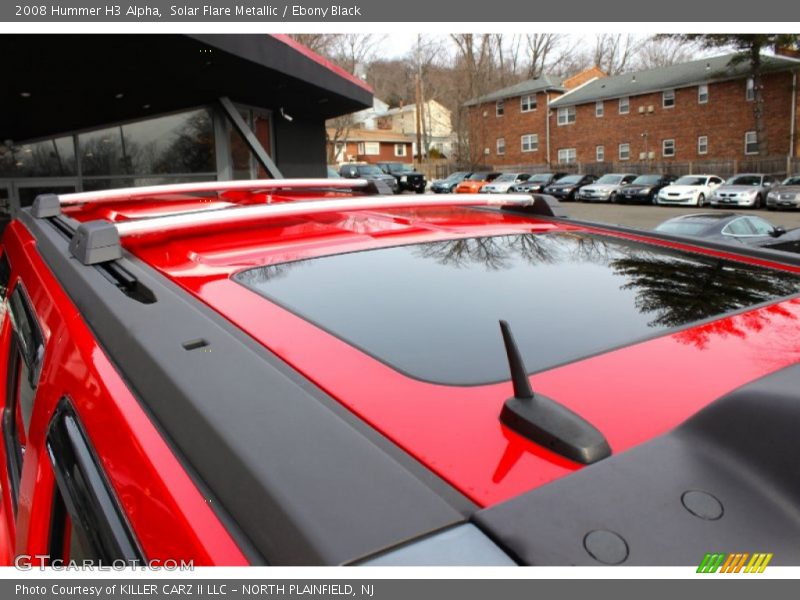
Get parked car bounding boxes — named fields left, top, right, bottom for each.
left=5, top=180, right=800, bottom=566
left=577, top=173, right=638, bottom=203
left=338, top=163, right=399, bottom=193
left=656, top=174, right=724, bottom=207
left=709, top=173, right=778, bottom=209
left=543, top=174, right=597, bottom=202
left=454, top=171, right=502, bottom=194
left=430, top=171, right=472, bottom=194
left=376, top=162, right=427, bottom=194
left=617, top=174, right=676, bottom=205
left=327, top=166, right=342, bottom=178
left=653, top=212, right=794, bottom=247
left=480, top=173, right=532, bottom=194
left=766, top=175, right=800, bottom=210
left=509, top=173, right=569, bottom=194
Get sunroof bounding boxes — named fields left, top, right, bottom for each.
left=235, top=232, right=800, bottom=386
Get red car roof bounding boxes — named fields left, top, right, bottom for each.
left=62, top=191, right=800, bottom=507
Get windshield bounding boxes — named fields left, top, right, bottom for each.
left=445, top=171, right=469, bottom=182
left=631, top=175, right=661, bottom=185
left=530, top=174, right=552, bottom=183
left=235, top=232, right=800, bottom=386
left=494, top=173, right=518, bottom=183
left=468, top=172, right=491, bottom=181
left=388, top=163, right=414, bottom=173
left=357, top=165, right=384, bottom=176
left=674, top=176, right=706, bottom=186
left=782, top=177, right=800, bottom=186
left=596, top=175, right=624, bottom=184
left=556, top=175, right=582, bottom=184
left=726, top=175, right=762, bottom=186
left=654, top=221, right=714, bottom=236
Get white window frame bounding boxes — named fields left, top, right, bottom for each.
left=663, top=89, right=676, bottom=109
left=697, top=135, right=708, bottom=155
left=557, top=148, right=577, bottom=164
left=744, top=130, right=758, bottom=155
left=596, top=145, right=605, bottom=162
left=394, top=143, right=407, bottom=157
left=618, top=97, right=630, bottom=114
left=618, top=143, right=631, bottom=161
left=520, top=94, right=537, bottom=113
left=746, top=78, right=755, bottom=102
left=662, top=139, right=676, bottom=157
left=358, top=141, right=381, bottom=156
left=521, top=134, right=538, bottom=153
left=496, top=99, right=505, bottom=117
left=698, top=84, right=709, bottom=104
left=595, top=101, right=604, bottom=118
left=557, top=106, right=576, bottom=126
left=496, top=137, right=506, bottom=155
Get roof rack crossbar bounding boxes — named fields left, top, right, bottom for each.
left=53, top=178, right=371, bottom=206
left=67, top=194, right=538, bottom=265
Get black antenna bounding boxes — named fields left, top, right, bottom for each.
left=497, top=320, right=612, bottom=465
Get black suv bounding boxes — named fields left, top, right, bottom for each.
left=543, top=174, right=597, bottom=202
left=376, top=162, right=427, bottom=194
left=338, top=163, right=399, bottom=193
left=617, top=174, right=676, bottom=205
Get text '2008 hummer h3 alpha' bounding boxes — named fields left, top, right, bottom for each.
left=2, top=178, right=800, bottom=566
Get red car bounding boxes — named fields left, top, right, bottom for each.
left=2, top=178, right=800, bottom=567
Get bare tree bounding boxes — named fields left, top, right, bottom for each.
left=593, top=34, right=640, bottom=75
left=329, top=34, right=386, bottom=75
left=635, top=35, right=700, bottom=70
left=286, top=34, right=338, bottom=56
left=525, top=34, right=560, bottom=78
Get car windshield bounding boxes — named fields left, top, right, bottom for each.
left=631, top=175, right=661, bottom=185
left=468, top=172, right=491, bottom=180
left=388, top=164, right=414, bottom=173
left=235, top=231, right=800, bottom=386
left=556, top=175, right=582, bottom=184
left=727, top=175, right=762, bottom=186
left=494, top=173, right=518, bottom=183
left=674, top=176, right=706, bottom=185
left=530, top=175, right=552, bottom=183
left=782, top=177, right=800, bottom=186
left=654, top=220, right=715, bottom=236
left=596, top=175, right=624, bottom=184
left=357, top=165, right=384, bottom=176
left=445, top=172, right=468, bottom=182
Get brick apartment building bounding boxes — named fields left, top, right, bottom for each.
left=466, top=53, right=800, bottom=172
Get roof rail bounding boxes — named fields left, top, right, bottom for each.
left=68, top=194, right=538, bottom=265
left=31, top=178, right=371, bottom=216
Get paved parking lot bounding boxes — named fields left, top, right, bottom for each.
left=562, top=202, right=800, bottom=232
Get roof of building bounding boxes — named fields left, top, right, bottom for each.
left=463, top=74, right=566, bottom=106
left=328, top=128, right=413, bottom=143
left=550, top=52, right=800, bottom=108
left=382, top=99, right=451, bottom=117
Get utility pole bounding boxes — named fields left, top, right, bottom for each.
left=415, top=73, right=423, bottom=165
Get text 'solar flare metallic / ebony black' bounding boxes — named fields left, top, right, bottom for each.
left=498, top=320, right=612, bottom=465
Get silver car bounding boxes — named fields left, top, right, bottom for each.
left=577, top=173, right=638, bottom=202
left=709, top=173, right=778, bottom=209
left=480, top=173, right=532, bottom=193
left=766, top=175, right=800, bottom=210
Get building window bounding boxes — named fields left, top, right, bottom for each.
left=520, top=94, right=537, bottom=112
left=394, top=144, right=407, bottom=157
left=357, top=142, right=380, bottom=156
left=595, top=101, right=604, bottom=118
left=496, top=138, right=506, bottom=155
left=557, top=106, right=576, bottom=126
left=557, top=148, right=577, bottom=164
left=662, top=139, right=676, bottom=157
left=596, top=145, right=605, bottom=162
left=521, top=134, right=538, bottom=153
left=698, top=135, right=708, bottom=155
left=698, top=84, right=709, bottom=104
left=496, top=100, right=505, bottom=117
left=745, top=131, right=758, bottom=155
left=746, top=78, right=755, bottom=102
left=619, top=143, right=631, bottom=161
left=618, top=97, right=630, bottom=114
left=663, top=89, right=675, bottom=108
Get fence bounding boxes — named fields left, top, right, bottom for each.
left=423, top=155, right=800, bottom=181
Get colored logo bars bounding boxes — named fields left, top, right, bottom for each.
left=697, top=553, right=773, bottom=573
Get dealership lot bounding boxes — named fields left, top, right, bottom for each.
left=563, top=202, right=800, bottom=231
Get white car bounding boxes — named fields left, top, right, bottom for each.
left=577, top=173, right=638, bottom=202
left=657, top=174, right=724, bottom=207
left=480, top=173, right=532, bottom=193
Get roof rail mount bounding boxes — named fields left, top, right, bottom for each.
left=32, top=194, right=62, bottom=219
left=69, top=221, right=122, bottom=266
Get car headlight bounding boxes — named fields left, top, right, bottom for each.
left=638, top=187, right=651, bottom=194
left=768, top=192, right=779, bottom=199
left=400, top=175, right=407, bottom=182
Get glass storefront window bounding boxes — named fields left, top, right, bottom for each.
left=0, top=137, right=76, bottom=177
left=79, top=109, right=215, bottom=177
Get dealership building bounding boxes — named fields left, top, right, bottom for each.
left=0, top=34, right=372, bottom=221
